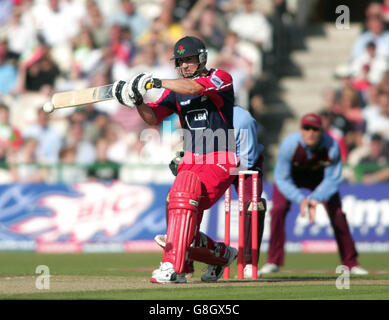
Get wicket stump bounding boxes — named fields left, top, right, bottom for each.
left=224, top=170, right=259, bottom=280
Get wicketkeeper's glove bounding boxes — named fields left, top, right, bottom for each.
left=169, top=151, right=185, bottom=176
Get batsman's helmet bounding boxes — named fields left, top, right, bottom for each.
left=173, top=36, right=208, bottom=77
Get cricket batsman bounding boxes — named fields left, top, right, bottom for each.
left=113, top=36, right=240, bottom=283
left=260, top=113, right=369, bottom=275
left=155, top=105, right=268, bottom=279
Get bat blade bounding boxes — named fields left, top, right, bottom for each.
left=51, top=84, right=114, bottom=109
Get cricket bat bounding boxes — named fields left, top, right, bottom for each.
left=51, top=84, right=114, bottom=109
left=45, top=81, right=154, bottom=113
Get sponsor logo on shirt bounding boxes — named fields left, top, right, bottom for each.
left=194, top=112, right=207, bottom=121
left=210, top=74, right=223, bottom=88
left=185, top=109, right=208, bottom=130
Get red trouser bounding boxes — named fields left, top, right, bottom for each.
left=177, top=151, right=238, bottom=212
left=267, top=184, right=359, bottom=268
left=162, top=151, right=238, bottom=270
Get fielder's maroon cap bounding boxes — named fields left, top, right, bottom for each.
left=301, top=113, right=322, bottom=129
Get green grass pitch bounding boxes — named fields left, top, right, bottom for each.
left=0, top=252, right=388, bottom=300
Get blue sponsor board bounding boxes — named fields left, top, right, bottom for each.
left=0, top=182, right=168, bottom=250
left=205, top=182, right=389, bottom=252
left=0, top=182, right=388, bottom=252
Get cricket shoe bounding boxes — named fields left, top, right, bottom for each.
left=201, top=245, right=238, bottom=282
left=243, top=264, right=261, bottom=279
left=350, top=265, right=369, bottom=275
left=153, top=234, right=194, bottom=277
left=259, top=263, right=280, bottom=274
left=150, top=262, right=187, bottom=284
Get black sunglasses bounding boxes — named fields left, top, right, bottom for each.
left=302, top=125, right=320, bottom=132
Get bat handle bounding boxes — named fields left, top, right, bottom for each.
left=145, top=81, right=153, bottom=90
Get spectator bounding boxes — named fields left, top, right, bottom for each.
left=109, top=23, right=136, bottom=65
left=0, top=102, right=23, bottom=162
left=71, top=26, right=103, bottom=78
left=65, top=122, right=96, bottom=165
left=31, top=0, right=86, bottom=48
left=351, top=42, right=388, bottom=88
left=83, top=111, right=110, bottom=145
left=83, top=103, right=107, bottom=122
left=87, top=137, right=119, bottom=181
left=110, top=0, right=150, bottom=42
left=365, top=91, right=389, bottom=140
left=320, top=110, right=348, bottom=162
left=0, top=39, right=18, bottom=94
left=198, top=8, right=225, bottom=51
left=23, top=108, right=63, bottom=164
left=171, top=0, right=198, bottom=22
left=335, top=87, right=365, bottom=151
left=358, top=134, right=389, bottom=184
left=365, top=1, right=383, bottom=21
left=229, top=0, right=273, bottom=52
left=363, top=84, right=381, bottom=134
left=94, top=0, right=121, bottom=21
left=214, top=31, right=256, bottom=105
left=85, top=0, right=110, bottom=48
left=16, top=43, right=60, bottom=95
left=57, top=145, right=88, bottom=183
left=2, top=5, right=37, bottom=58
left=352, top=16, right=389, bottom=60
left=9, top=138, right=49, bottom=183
left=102, top=123, right=128, bottom=164
left=184, top=0, right=225, bottom=51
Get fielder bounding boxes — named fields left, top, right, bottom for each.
left=114, top=36, right=239, bottom=283
left=260, top=113, right=368, bottom=275
left=155, top=105, right=267, bottom=279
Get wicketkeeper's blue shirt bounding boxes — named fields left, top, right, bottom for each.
left=274, top=132, right=343, bottom=204
left=233, top=105, right=263, bottom=169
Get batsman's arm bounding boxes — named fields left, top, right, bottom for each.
left=135, top=103, right=159, bottom=126
left=157, top=79, right=204, bottom=96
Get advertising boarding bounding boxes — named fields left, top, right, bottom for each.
left=0, top=182, right=388, bottom=252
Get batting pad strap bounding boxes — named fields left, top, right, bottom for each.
left=188, top=247, right=228, bottom=266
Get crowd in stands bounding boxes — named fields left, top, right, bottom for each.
left=0, top=0, right=388, bottom=185
left=318, top=1, right=389, bottom=184
left=0, top=0, right=281, bottom=183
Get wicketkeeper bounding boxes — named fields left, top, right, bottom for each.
left=260, top=113, right=368, bottom=275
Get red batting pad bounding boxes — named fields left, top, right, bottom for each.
left=164, top=171, right=202, bottom=273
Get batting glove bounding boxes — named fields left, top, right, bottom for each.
left=168, top=151, right=185, bottom=176
left=129, top=73, right=153, bottom=105
left=113, top=80, right=136, bottom=108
